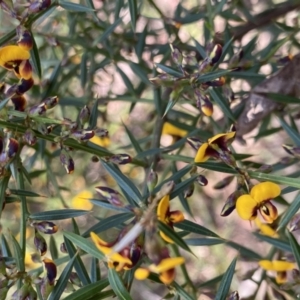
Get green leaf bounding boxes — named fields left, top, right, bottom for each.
left=155, top=63, right=183, bottom=77
left=101, top=161, right=142, bottom=206
left=9, top=232, right=25, bottom=272
left=93, top=18, right=123, bottom=45
left=30, top=32, right=42, bottom=79
left=185, top=238, right=224, bottom=246
left=193, top=38, right=207, bottom=59
left=170, top=175, right=198, bottom=200
left=267, top=93, right=300, bottom=104
left=129, top=62, right=150, bottom=85
left=49, top=236, right=58, bottom=260
left=48, top=253, right=77, bottom=300
left=90, top=257, right=101, bottom=283
left=215, top=257, right=237, bottom=300
left=108, top=268, right=132, bottom=300
left=64, top=236, right=91, bottom=286
left=82, top=213, right=134, bottom=237
left=128, top=0, right=137, bottom=31
left=287, top=231, right=300, bottom=270
left=209, top=88, right=236, bottom=122
left=254, top=233, right=291, bottom=252
left=89, top=199, right=130, bottom=213
left=279, top=117, right=300, bottom=146
left=0, top=96, right=11, bottom=111
left=277, top=194, right=300, bottom=231
left=63, top=231, right=104, bottom=260
left=0, top=176, right=11, bottom=217
left=117, top=66, right=136, bottom=96
left=158, top=221, right=192, bottom=253
left=196, top=69, right=233, bottom=84
left=1, top=235, right=12, bottom=257
left=174, top=220, right=220, bottom=238
left=29, top=209, right=89, bottom=220
left=172, top=281, right=194, bottom=300
left=63, top=279, right=109, bottom=300
left=10, top=189, right=44, bottom=197
left=248, top=171, right=300, bottom=189
left=225, top=241, right=262, bottom=260
left=123, top=122, right=143, bottom=155
left=59, top=0, right=95, bottom=12
left=80, top=52, right=88, bottom=89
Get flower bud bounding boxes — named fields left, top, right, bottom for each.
left=60, top=149, right=75, bottom=174
left=23, top=129, right=37, bottom=146
left=209, top=44, right=222, bottom=65
left=257, top=164, right=273, bottom=174
left=28, top=103, right=47, bottom=116
left=71, top=130, right=95, bottom=142
left=95, top=186, right=124, bottom=207
left=195, top=175, right=208, bottom=186
left=147, top=169, right=158, bottom=192
left=11, top=283, right=30, bottom=300
left=34, top=230, right=47, bottom=256
left=203, top=77, right=225, bottom=87
left=213, top=176, right=234, bottom=189
left=69, top=272, right=81, bottom=287
left=17, top=30, right=33, bottom=50
left=32, top=221, right=58, bottom=234
left=11, top=95, right=26, bottom=111
left=29, top=0, right=51, bottom=12
left=289, top=213, right=300, bottom=232
left=221, top=190, right=243, bottom=217
left=18, top=60, right=32, bottom=80
left=170, top=44, right=183, bottom=65
left=40, top=277, right=54, bottom=300
left=0, top=138, right=19, bottom=165
left=107, top=154, right=132, bottom=165
left=0, top=82, right=5, bottom=94
left=42, top=96, right=59, bottom=109
left=184, top=183, right=194, bottom=198
left=277, top=54, right=293, bottom=65
left=201, top=96, right=213, bottom=117
left=79, top=105, right=90, bottom=126
left=149, top=73, right=175, bottom=87
left=186, top=137, right=202, bottom=151
left=228, top=291, right=240, bottom=300
left=43, top=258, right=57, bottom=285
left=62, top=118, right=78, bottom=132
left=60, top=242, right=68, bottom=253
left=282, top=144, right=300, bottom=158
left=94, top=128, right=109, bottom=137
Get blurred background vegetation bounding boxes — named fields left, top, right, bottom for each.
left=1, top=0, right=300, bottom=299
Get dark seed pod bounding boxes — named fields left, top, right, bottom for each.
left=210, top=44, right=222, bottom=65
left=107, top=154, right=132, bottom=165
left=71, top=130, right=95, bottom=142
left=11, top=95, right=26, bottom=111
left=43, top=258, right=57, bottom=285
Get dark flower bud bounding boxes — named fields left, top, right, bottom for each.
left=204, top=77, right=225, bottom=87
left=40, top=0, right=51, bottom=10
left=60, top=242, right=68, bottom=253
left=201, top=96, right=213, bottom=117
left=0, top=82, right=5, bottom=94
left=23, top=129, right=37, bottom=146
left=62, top=118, right=78, bottom=132
left=34, top=230, right=47, bottom=256
left=147, top=169, right=158, bottom=192
left=79, top=105, right=90, bottom=126
left=32, top=221, right=58, bottom=234
left=149, top=73, right=175, bottom=87
left=195, top=175, right=208, bottom=186
left=257, top=164, right=273, bottom=174
left=71, top=130, right=95, bottom=142
left=289, top=213, right=300, bottom=232
left=277, top=54, right=293, bottom=65
left=91, top=155, right=99, bottom=162
left=95, top=186, right=124, bottom=207
left=43, top=258, right=57, bottom=285
left=17, top=30, right=33, bottom=50
left=69, top=272, right=81, bottom=287
left=60, top=149, right=75, bottom=174
left=184, top=183, right=194, bottom=198
left=28, top=1, right=42, bottom=13
left=213, top=176, right=234, bottom=189
left=42, top=96, right=59, bottom=109
left=28, top=103, right=47, bottom=116
left=170, top=44, right=183, bottom=65
left=221, top=190, right=244, bottom=217
left=94, top=128, right=109, bottom=137
left=11, top=95, right=26, bottom=111
left=107, top=154, right=132, bottom=165
left=228, top=291, right=240, bottom=300
left=282, top=144, right=300, bottom=158
left=18, top=60, right=32, bottom=80
left=187, top=137, right=202, bottom=151
left=209, top=44, right=222, bottom=65
left=0, top=138, right=19, bottom=165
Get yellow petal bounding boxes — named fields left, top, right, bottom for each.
left=259, top=260, right=273, bottom=270
left=159, top=230, right=174, bottom=244
left=162, top=122, right=187, bottom=138
left=194, top=143, right=209, bottom=163
left=0, top=45, right=30, bottom=66
left=71, top=190, right=93, bottom=210
left=90, top=136, right=110, bottom=147
left=208, top=132, right=235, bottom=144
left=272, top=261, right=295, bottom=271
left=18, top=60, right=32, bottom=79
left=235, top=194, right=258, bottom=220
left=250, top=182, right=281, bottom=203
left=169, top=210, right=184, bottom=223
left=135, top=268, right=150, bottom=280
left=90, top=232, right=111, bottom=253
left=152, top=257, right=185, bottom=273
left=157, top=195, right=169, bottom=221
left=159, top=269, right=175, bottom=285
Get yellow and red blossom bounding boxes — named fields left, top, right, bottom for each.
left=194, top=131, right=236, bottom=163
left=0, top=45, right=32, bottom=79
left=236, top=182, right=280, bottom=223
left=157, top=195, right=184, bottom=243
left=259, top=260, right=295, bottom=284
left=134, top=256, right=185, bottom=285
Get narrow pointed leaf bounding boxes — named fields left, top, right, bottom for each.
left=59, top=0, right=95, bottom=12
left=30, top=32, right=42, bottom=78
left=279, top=117, right=300, bottom=146
left=175, top=220, right=220, bottom=238
left=108, top=269, right=132, bottom=300
left=29, top=209, right=89, bottom=220
left=128, top=0, right=137, bottom=31
left=253, top=233, right=291, bottom=252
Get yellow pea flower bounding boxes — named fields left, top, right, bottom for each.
left=259, top=260, right=295, bottom=284
left=162, top=122, right=187, bottom=138
left=236, top=182, right=280, bottom=223
left=157, top=195, right=184, bottom=243
left=135, top=256, right=185, bottom=285
left=194, top=131, right=236, bottom=163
